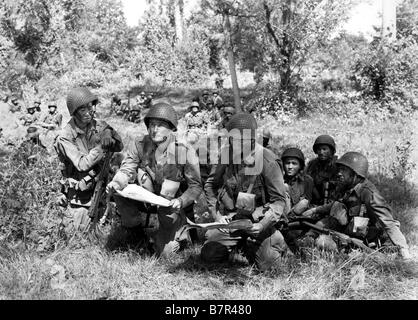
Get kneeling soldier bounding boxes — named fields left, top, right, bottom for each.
left=106, top=103, right=202, bottom=256
left=303, top=152, right=412, bottom=259
left=201, top=113, right=290, bottom=271
left=55, top=87, right=123, bottom=233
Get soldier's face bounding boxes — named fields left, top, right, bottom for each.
left=284, top=157, right=301, bottom=177
left=28, top=108, right=35, bottom=114
left=75, top=104, right=94, bottom=124
left=191, top=107, right=199, bottom=113
left=316, top=145, right=333, bottom=161
left=148, top=119, right=172, bottom=144
left=49, top=107, right=56, bottom=114
left=336, top=164, right=355, bottom=189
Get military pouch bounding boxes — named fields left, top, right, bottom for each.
left=160, top=179, right=180, bottom=200
left=235, top=192, right=256, bottom=217
left=330, top=201, right=349, bottom=226
left=347, top=216, right=369, bottom=239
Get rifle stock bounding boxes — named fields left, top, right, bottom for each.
left=300, top=221, right=375, bottom=254
left=87, top=152, right=113, bottom=228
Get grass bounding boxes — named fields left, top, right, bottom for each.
left=1, top=88, right=418, bottom=300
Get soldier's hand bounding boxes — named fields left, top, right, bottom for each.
left=106, top=181, right=121, bottom=194
left=169, top=198, right=183, bottom=210
left=301, top=208, right=317, bottom=218
left=100, top=130, right=115, bottom=149
left=247, top=222, right=263, bottom=238
left=216, top=215, right=231, bottom=233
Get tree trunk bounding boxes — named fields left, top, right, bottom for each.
left=174, top=0, right=185, bottom=42
left=381, top=0, right=396, bottom=42
left=223, top=12, right=241, bottom=112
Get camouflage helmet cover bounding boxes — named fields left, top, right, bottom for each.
left=144, top=103, right=178, bottom=131
left=66, top=87, right=98, bottom=115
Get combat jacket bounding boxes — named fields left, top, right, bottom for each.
left=54, top=118, right=123, bottom=206
left=205, top=144, right=287, bottom=231
left=112, top=133, right=202, bottom=209
left=204, top=109, right=222, bottom=127
left=39, top=111, right=63, bottom=129
left=306, top=156, right=338, bottom=205
left=284, top=173, right=314, bottom=207
left=316, top=179, right=409, bottom=250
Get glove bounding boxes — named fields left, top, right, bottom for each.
left=100, top=129, right=115, bottom=150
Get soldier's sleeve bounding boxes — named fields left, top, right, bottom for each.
left=204, top=164, right=226, bottom=220
left=55, top=134, right=105, bottom=172
left=258, top=156, right=287, bottom=230
left=178, top=145, right=203, bottom=208
left=112, top=139, right=142, bottom=189
left=303, top=174, right=314, bottom=202
left=362, top=187, right=409, bottom=250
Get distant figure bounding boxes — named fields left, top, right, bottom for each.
left=13, top=127, right=47, bottom=166
left=110, top=93, right=122, bottom=115
left=34, top=99, right=42, bottom=113
left=199, top=90, right=211, bottom=111
left=19, top=104, right=40, bottom=127
left=39, top=102, right=63, bottom=130
left=8, top=96, right=22, bottom=113
left=219, top=105, right=235, bottom=129
left=212, top=90, right=224, bottom=108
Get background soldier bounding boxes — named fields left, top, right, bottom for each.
left=12, top=126, right=47, bottom=166
left=39, top=102, right=63, bottom=130
left=54, top=87, right=123, bottom=234
left=306, top=135, right=339, bottom=205
left=34, top=99, right=42, bottom=113
left=219, top=105, right=236, bottom=129
left=106, top=103, right=202, bottom=256
left=110, top=93, right=122, bottom=115
left=201, top=113, right=290, bottom=271
left=212, top=90, right=224, bottom=108
left=8, top=96, right=22, bottom=113
left=19, top=105, right=40, bottom=127
left=301, top=152, right=412, bottom=260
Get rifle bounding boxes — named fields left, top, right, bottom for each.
left=297, top=220, right=375, bottom=254
left=86, top=151, right=113, bottom=237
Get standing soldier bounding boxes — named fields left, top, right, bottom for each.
left=19, top=105, right=40, bottom=127
left=39, top=102, right=63, bottom=130
left=201, top=113, right=290, bottom=271
left=301, top=152, right=412, bottom=260
left=54, top=87, right=124, bottom=234
left=8, top=96, right=22, bottom=113
left=199, top=90, right=211, bottom=111
left=106, top=103, right=202, bottom=256
left=212, top=90, right=224, bottom=108
left=204, top=100, right=222, bottom=129
left=306, top=135, right=339, bottom=206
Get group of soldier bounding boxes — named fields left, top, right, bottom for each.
left=50, top=86, right=412, bottom=272
left=0, top=94, right=63, bottom=156
left=110, top=91, right=153, bottom=123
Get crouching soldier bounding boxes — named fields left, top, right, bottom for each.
left=302, top=152, right=412, bottom=260
left=54, top=87, right=123, bottom=234
left=106, top=103, right=202, bottom=256
left=201, top=113, right=290, bottom=271
left=306, top=135, right=339, bottom=205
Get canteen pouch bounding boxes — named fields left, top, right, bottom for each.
left=160, top=179, right=180, bottom=200
left=235, top=192, right=256, bottom=217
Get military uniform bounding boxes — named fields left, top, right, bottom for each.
left=184, top=111, right=206, bottom=130
left=305, top=152, right=410, bottom=258
left=109, top=103, right=202, bottom=255
left=55, top=87, right=123, bottom=233
left=306, top=156, right=338, bottom=205
left=39, top=110, right=63, bottom=129
left=201, top=113, right=289, bottom=271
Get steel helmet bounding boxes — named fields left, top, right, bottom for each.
left=281, top=147, right=306, bottom=169
left=226, top=113, right=257, bottom=139
left=336, top=152, right=368, bottom=178
left=313, top=135, right=336, bottom=154
left=66, top=87, right=98, bottom=115
left=144, top=103, right=178, bottom=131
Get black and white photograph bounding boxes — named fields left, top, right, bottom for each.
left=0, top=0, right=417, bottom=304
